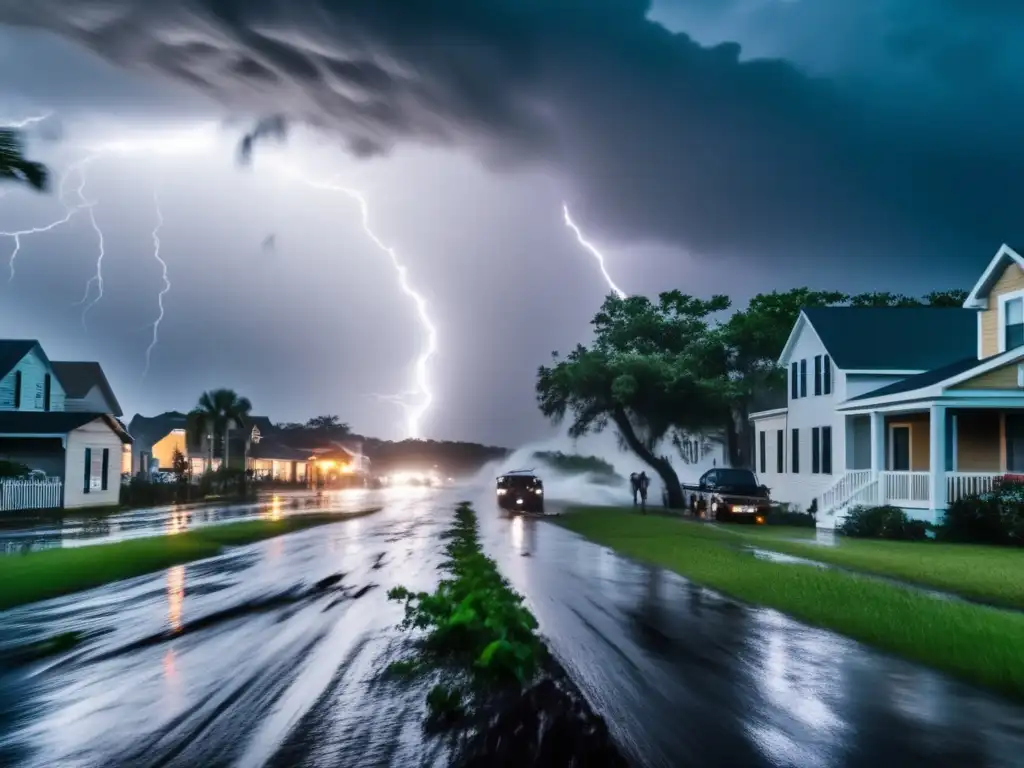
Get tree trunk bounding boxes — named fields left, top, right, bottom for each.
left=223, top=426, right=231, bottom=471
left=725, top=405, right=753, bottom=469
left=612, top=407, right=685, bottom=509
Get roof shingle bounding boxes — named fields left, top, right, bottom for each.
left=51, top=361, right=123, bottom=416
left=802, top=307, right=976, bottom=371
left=0, top=412, right=132, bottom=443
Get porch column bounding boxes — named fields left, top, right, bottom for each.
left=870, top=411, right=885, bottom=503
left=929, top=404, right=947, bottom=516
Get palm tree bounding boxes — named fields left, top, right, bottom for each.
left=186, top=408, right=215, bottom=474
left=194, top=389, right=253, bottom=471
left=0, top=129, right=49, bottom=192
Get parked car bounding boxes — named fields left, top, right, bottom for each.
left=496, top=470, right=545, bottom=514
left=682, top=468, right=771, bottom=523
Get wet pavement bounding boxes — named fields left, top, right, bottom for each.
left=0, top=485, right=1022, bottom=767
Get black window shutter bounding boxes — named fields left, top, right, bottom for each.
left=83, top=448, right=92, bottom=494
left=101, top=449, right=110, bottom=491
left=44, top=374, right=51, bottom=412
left=814, top=355, right=822, bottom=396
left=791, top=429, right=800, bottom=473
left=759, top=431, right=766, bottom=474
left=790, top=362, right=798, bottom=399
left=822, top=426, right=833, bottom=474
left=13, top=371, right=21, bottom=409
left=799, top=360, right=807, bottom=397
left=811, top=428, right=821, bottom=474
left=777, top=430, right=784, bottom=473
left=823, top=355, right=832, bottom=395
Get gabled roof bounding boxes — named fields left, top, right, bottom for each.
left=789, top=307, right=975, bottom=371
left=51, top=361, right=123, bottom=417
left=0, top=412, right=132, bottom=443
left=0, top=340, right=42, bottom=379
left=249, top=438, right=311, bottom=461
left=127, top=411, right=190, bottom=446
left=963, top=244, right=1024, bottom=309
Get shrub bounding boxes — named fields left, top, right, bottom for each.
left=940, top=484, right=1024, bottom=546
left=839, top=505, right=930, bottom=541
left=0, top=460, right=30, bottom=479
left=766, top=509, right=816, bottom=528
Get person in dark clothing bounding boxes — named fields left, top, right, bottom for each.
left=637, top=472, right=650, bottom=510
left=629, top=473, right=639, bottom=505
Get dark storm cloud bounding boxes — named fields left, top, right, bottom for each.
left=2, top=0, right=1023, bottom=261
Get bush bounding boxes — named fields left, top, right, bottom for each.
left=839, top=505, right=930, bottom=541
left=940, top=484, right=1024, bottom=546
left=120, top=478, right=181, bottom=507
left=0, top=460, right=30, bottom=479
left=766, top=509, right=816, bottom=528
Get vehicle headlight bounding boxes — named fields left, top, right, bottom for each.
left=711, top=502, right=718, bottom=512
left=497, top=488, right=507, bottom=495
left=535, top=488, right=543, bottom=495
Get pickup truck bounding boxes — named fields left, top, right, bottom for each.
left=681, top=467, right=772, bottom=523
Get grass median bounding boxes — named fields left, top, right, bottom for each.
left=0, top=509, right=380, bottom=611
left=555, top=507, right=1024, bottom=700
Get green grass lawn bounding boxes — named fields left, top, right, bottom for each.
left=555, top=507, right=1024, bottom=700
left=0, top=509, right=380, bottom=611
left=711, top=521, right=1024, bottom=610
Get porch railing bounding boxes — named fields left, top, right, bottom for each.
left=946, top=472, right=1003, bottom=504
left=0, top=479, right=63, bottom=512
left=818, top=469, right=872, bottom=515
left=881, top=471, right=930, bottom=506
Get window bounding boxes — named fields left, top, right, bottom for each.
left=823, top=355, right=832, bottom=395
left=101, top=449, right=110, bottom=491
left=814, top=355, right=822, bottom=396
left=791, top=428, right=800, bottom=473
left=799, top=359, right=807, bottom=398
left=1007, top=297, right=1024, bottom=351
left=822, top=426, right=833, bottom=474
left=776, top=430, right=784, bottom=473
left=83, top=447, right=92, bottom=494
left=811, top=427, right=821, bottom=474
left=759, top=431, right=766, bottom=474
left=43, top=374, right=51, bottom=412
left=13, top=370, right=21, bottom=409
left=790, top=362, right=798, bottom=399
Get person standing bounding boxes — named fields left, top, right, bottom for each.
left=629, top=472, right=639, bottom=505
left=638, top=471, right=650, bottom=511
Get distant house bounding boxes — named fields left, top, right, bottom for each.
left=750, top=243, right=1024, bottom=529
left=0, top=340, right=131, bottom=511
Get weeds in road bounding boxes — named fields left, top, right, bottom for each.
left=0, top=509, right=381, bottom=611
left=387, top=502, right=547, bottom=724
left=556, top=508, right=1024, bottom=700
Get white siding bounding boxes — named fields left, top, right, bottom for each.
left=751, top=413, right=789, bottom=501
left=778, top=322, right=844, bottom=511
left=63, top=419, right=123, bottom=508
left=0, top=347, right=66, bottom=412
left=64, top=385, right=113, bottom=413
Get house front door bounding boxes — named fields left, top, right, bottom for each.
left=889, top=425, right=911, bottom=471
left=1006, top=414, right=1024, bottom=472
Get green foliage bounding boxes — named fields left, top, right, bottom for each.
left=387, top=502, right=547, bottom=724
left=839, top=505, right=931, bottom=541
left=0, top=460, right=30, bottom=479
left=940, top=484, right=1024, bottom=546
left=171, top=448, right=190, bottom=484
left=532, top=450, right=620, bottom=482
left=0, top=128, right=49, bottom=192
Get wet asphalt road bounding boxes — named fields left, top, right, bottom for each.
left=1, top=486, right=1023, bottom=768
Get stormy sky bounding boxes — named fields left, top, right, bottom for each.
left=0, top=0, right=1019, bottom=446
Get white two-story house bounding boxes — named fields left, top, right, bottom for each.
left=0, top=340, right=131, bottom=511
left=750, top=243, right=1024, bottom=529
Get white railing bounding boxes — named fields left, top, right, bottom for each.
left=946, top=472, right=1003, bottom=503
left=0, top=479, right=63, bottom=511
left=818, top=469, right=872, bottom=514
left=881, top=471, right=930, bottom=506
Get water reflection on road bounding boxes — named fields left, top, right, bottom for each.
left=0, top=489, right=380, bottom=554
left=0, top=487, right=1021, bottom=768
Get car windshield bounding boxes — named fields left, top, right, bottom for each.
left=498, top=474, right=540, bottom=489
left=714, top=469, right=759, bottom=488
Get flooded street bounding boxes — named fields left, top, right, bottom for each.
left=1, top=486, right=1022, bottom=767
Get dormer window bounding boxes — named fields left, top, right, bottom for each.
left=1006, top=296, right=1024, bottom=351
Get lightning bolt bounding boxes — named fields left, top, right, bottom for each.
left=298, top=175, right=437, bottom=440
left=66, top=155, right=106, bottom=328
left=562, top=203, right=627, bottom=299
left=142, top=186, right=169, bottom=380
left=0, top=111, right=52, bottom=129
